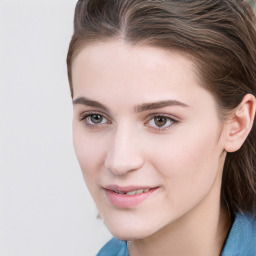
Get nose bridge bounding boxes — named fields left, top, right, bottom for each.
left=104, top=122, right=144, bottom=175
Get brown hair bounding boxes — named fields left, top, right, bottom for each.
left=67, top=0, right=256, bottom=215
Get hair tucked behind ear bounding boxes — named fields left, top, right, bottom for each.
left=222, top=126, right=256, bottom=215
left=67, top=0, right=256, bottom=215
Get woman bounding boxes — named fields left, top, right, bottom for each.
left=67, top=0, right=256, bottom=255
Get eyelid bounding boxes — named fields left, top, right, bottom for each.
left=79, top=111, right=111, bottom=121
left=145, top=113, right=180, bottom=122
left=145, top=113, right=179, bottom=131
left=79, top=111, right=112, bottom=128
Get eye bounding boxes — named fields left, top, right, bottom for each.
left=81, top=113, right=109, bottom=125
left=148, top=116, right=175, bottom=129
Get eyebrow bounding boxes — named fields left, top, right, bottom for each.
left=73, top=97, right=109, bottom=112
left=73, top=97, right=189, bottom=113
left=134, top=100, right=189, bottom=113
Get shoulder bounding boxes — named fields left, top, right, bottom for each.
left=96, top=237, right=128, bottom=256
left=221, top=212, right=256, bottom=256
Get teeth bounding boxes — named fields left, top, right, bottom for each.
left=136, top=189, right=144, bottom=194
left=113, top=188, right=152, bottom=195
left=127, top=190, right=137, bottom=195
left=115, top=188, right=151, bottom=195
left=114, top=190, right=125, bottom=194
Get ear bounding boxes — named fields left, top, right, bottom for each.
left=224, top=94, right=256, bottom=153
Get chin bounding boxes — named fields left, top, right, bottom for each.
left=109, top=227, right=153, bottom=241
left=103, top=217, right=160, bottom=241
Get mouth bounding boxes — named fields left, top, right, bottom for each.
left=103, top=186, right=159, bottom=208
left=112, top=188, right=151, bottom=195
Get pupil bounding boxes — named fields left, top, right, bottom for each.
left=154, top=116, right=167, bottom=127
left=91, top=114, right=103, bottom=123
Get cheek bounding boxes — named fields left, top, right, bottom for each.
left=149, top=123, right=222, bottom=201
left=72, top=124, right=107, bottom=184
left=151, top=123, right=218, bottom=167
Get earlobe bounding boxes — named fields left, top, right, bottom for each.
left=224, top=94, right=256, bottom=153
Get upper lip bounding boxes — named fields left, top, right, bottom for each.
left=104, top=185, right=158, bottom=193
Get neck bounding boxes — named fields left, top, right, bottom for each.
left=128, top=189, right=231, bottom=256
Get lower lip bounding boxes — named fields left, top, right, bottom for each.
left=105, top=188, right=158, bottom=208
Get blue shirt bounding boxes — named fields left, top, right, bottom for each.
left=96, top=212, right=256, bottom=256
left=96, top=213, right=256, bottom=256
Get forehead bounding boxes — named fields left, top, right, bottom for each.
left=71, top=40, right=214, bottom=111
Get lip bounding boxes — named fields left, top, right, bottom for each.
left=103, top=185, right=159, bottom=208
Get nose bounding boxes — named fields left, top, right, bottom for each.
left=104, top=126, right=144, bottom=176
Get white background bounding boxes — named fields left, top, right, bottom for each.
left=0, top=1, right=111, bottom=255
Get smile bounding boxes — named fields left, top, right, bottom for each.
left=104, top=186, right=158, bottom=208
left=113, top=188, right=150, bottom=195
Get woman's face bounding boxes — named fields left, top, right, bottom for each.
left=72, top=40, right=227, bottom=240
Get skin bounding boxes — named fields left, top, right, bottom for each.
left=71, top=40, right=252, bottom=256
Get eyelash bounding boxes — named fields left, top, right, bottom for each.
left=146, top=114, right=177, bottom=131
left=80, top=112, right=178, bottom=131
left=80, top=112, right=110, bottom=128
